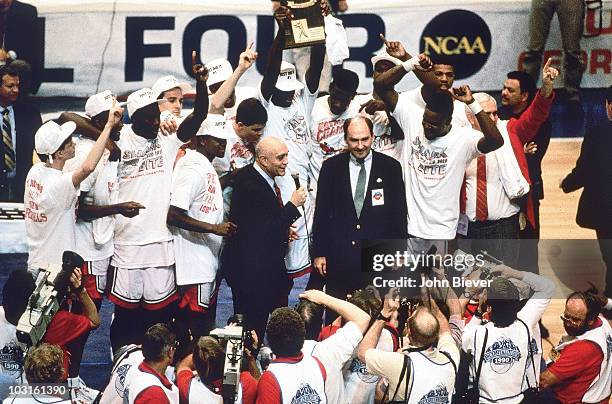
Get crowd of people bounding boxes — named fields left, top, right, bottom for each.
left=0, top=0, right=611, bottom=403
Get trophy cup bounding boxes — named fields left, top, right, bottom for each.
left=280, top=0, right=326, bottom=49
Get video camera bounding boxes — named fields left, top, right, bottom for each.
left=209, top=314, right=249, bottom=404
left=16, top=251, right=84, bottom=347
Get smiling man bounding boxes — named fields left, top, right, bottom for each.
left=312, top=116, right=407, bottom=312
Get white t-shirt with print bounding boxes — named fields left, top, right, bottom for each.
left=402, top=86, right=471, bottom=128
left=0, top=308, right=25, bottom=384
left=170, top=149, right=224, bottom=285
left=24, top=163, right=79, bottom=268
left=114, top=125, right=183, bottom=246
left=63, top=137, right=117, bottom=262
left=309, top=95, right=360, bottom=182
left=392, top=93, right=482, bottom=239
left=258, top=85, right=317, bottom=178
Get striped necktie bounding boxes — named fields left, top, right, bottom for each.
left=2, top=108, right=15, bottom=172
left=475, top=155, right=488, bottom=221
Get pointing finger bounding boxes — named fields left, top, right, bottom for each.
left=247, top=41, right=254, bottom=51
left=379, top=33, right=389, bottom=45
left=191, top=50, right=197, bottom=67
left=543, top=57, right=551, bottom=71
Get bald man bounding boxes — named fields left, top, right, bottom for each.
left=312, top=116, right=407, bottom=309
left=221, top=136, right=307, bottom=339
left=358, top=300, right=459, bottom=402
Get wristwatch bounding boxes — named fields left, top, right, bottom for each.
left=376, top=312, right=391, bottom=322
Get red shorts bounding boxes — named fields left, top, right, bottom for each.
left=178, top=282, right=219, bottom=313
left=81, top=260, right=109, bottom=301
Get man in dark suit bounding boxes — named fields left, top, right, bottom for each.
left=2, top=0, right=43, bottom=95
left=312, top=116, right=408, bottom=304
left=0, top=63, right=41, bottom=202
left=221, top=136, right=307, bottom=339
left=561, top=85, right=612, bottom=296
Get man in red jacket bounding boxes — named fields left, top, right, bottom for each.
left=461, top=59, right=557, bottom=266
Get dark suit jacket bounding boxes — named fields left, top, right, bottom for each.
left=0, top=101, right=41, bottom=202
left=561, top=119, right=612, bottom=231
left=5, top=1, right=43, bottom=94
left=221, top=164, right=301, bottom=296
left=312, top=151, right=408, bottom=289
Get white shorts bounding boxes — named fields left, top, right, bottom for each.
left=83, top=257, right=111, bottom=300
left=109, top=265, right=178, bottom=310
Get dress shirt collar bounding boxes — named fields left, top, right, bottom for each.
left=349, top=150, right=372, bottom=166
left=254, top=160, right=277, bottom=190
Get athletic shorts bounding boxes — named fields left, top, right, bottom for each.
left=109, top=265, right=178, bottom=310
left=81, top=258, right=110, bottom=300
left=178, top=282, right=219, bottom=313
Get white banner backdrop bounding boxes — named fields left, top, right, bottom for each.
left=30, top=0, right=612, bottom=97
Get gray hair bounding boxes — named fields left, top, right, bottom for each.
left=472, top=92, right=497, bottom=108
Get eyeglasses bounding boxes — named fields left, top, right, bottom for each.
left=560, top=314, right=585, bottom=325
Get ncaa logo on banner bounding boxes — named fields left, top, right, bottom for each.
left=419, top=9, right=492, bottom=79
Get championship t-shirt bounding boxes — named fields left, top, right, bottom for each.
left=63, top=137, right=116, bottom=262
left=258, top=84, right=317, bottom=177
left=0, top=308, right=24, bottom=384
left=309, top=95, right=360, bottom=181
left=24, top=163, right=79, bottom=268
left=114, top=125, right=184, bottom=246
left=170, top=149, right=224, bottom=285
left=392, top=92, right=482, bottom=239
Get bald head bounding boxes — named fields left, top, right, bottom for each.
left=256, top=137, right=289, bottom=178
left=407, top=307, right=440, bottom=347
left=343, top=116, right=373, bottom=160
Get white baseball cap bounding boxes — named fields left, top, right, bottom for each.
left=152, top=75, right=193, bottom=98
left=85, top=90, right=126, bottom=118
left=126, top=88, right=168, bottom=118
left=275, top=61, right=304, bottom=92
left=35, top=121, right=77, bottom=159
left=197, top=114, right=233, bottom=140
left=205, top=58, right=233, bottom=87
left=371, top=52, right=403, bottom=68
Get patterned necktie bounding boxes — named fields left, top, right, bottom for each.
left=354, top=158, right=366, bottom=217
left=475, top=155, right=488, bottom=221
left=273, top=181, right=283, bottom=208
left=2, top=108, right=15, bottom=172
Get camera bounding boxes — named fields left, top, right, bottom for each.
left=16, top=251, right=84, bottom=347
left=210, top=314, right=249, bottom=404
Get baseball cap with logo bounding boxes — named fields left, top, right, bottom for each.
left=205, top=58, right=233, bottom=87
left=35, top=121, right=77, bottom=160
left=275, top=61, right=304, bottom=92
left=371, top=52, right=403, bottom=68
left=126, top=88, right=168, bottom=118
left=152, top=75, right=193, bottom=98
left=197, top=114, right=233, bottom=140
left=85, top=90, right=127, bottom=118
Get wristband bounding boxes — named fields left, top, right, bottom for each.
left=606, top=298, right=612, bottom=311
left=468, top=100, right=483, bottom=115
left=402, top=56, right=420, bottom=73
left=376, top=312, right=391, bottom=322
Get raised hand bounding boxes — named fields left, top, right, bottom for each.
left=379, top=33, right=407, bottom=61
left=238, top=42, right=258, bottom=72
left=274, top=5, right=292, bottom=26
left=320, top=0, right=332, bottom=16
left=541, top=58, right=559, bottom=98
left=449, top=85, right=475, bottom=104
left=359, top=99, right=386, bottom=115
left=192, top=50, right=209, bottom=82
left=524, top=141, right=538, bottom=155
left=415, top=53, right=433, bottom=72
left=106, top=99, right=124, bottom=127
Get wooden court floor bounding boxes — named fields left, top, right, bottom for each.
left=534, top=139, right=610, bottom=373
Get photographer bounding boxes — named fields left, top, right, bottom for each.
left=176, top=336, right=257, bottom=404
left=122, top=323, right=178, bottom=404
left=461, top=265, right=554, bottom=403
left=2, top=344, right=70, bottom=403
left=358, top=295, right=459, bottom=402
left=1, top=266, right=99, bottom=383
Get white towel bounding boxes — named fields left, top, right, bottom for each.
left=494, top=120, right=530, bottom=200
left=324, top=14, right=349, bottom=65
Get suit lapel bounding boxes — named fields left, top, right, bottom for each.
left=250, top=164, right=281, bottom=209
left=361, top=152, right=380, bottom=217
left=341, top=153, right=359, bottom=219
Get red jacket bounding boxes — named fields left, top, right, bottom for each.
left=505, top=90, right=555, bottom=228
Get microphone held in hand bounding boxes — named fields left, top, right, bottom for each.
left=291, top=172, right=300, bottom=189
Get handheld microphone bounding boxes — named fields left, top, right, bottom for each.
left=291, top=172, right=300, bottom=189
